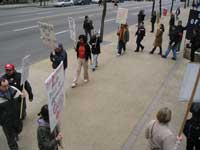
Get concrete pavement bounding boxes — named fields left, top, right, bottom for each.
left=0, top=7, right=190, bottom=150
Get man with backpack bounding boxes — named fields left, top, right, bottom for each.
left=83, top=16, right=94, bottom=41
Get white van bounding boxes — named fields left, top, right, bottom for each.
left=53, top=0, right=74, bottom=7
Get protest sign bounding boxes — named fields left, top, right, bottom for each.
left=179, top=63, right=200, bottom=102
left=38, top=22, right=57, bottom=51
left=20, top=55, right=31, bottom=86
left=68, top=17, right=76, bottom=42
left=116, top=8, right=128, bottom=24
left=45, top=61, right=65, bottom=132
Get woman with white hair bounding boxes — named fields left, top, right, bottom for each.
left=145, top=107, right=182, bottom=150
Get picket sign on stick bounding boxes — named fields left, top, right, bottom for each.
left=20, top=55, right=31, bottom=119
left=178, top=68, right=200, bottom=137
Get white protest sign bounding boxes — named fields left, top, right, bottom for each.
left=38, top=22, right=57, bottom=51
left=68, top=17, right=76, bottom=42
left=116, top=8, right=128, bottom=24
left=45, top=61, right=65, bottom=132
left=20, top=55, right=31, bottom=86
left=179, top=63, right=200, bottom=102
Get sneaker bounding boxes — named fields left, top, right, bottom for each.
left=134, top=50, right=139, bottom=52
left=141, top=47, right=144, bottom=52
left=71, top=83, right=77, bottom=88
left=116, top=53, right=121, bottom=56
left=92, top=68, right=95, bottom=72
left=162, top=55, right=167, bottom=58
left=171, top=57, right=176, bottom=60
left=176, top=51, right=180, bottom=54
left=149, top=51, right=153, bottom=54
left=84, top=79, right=88, bottom=83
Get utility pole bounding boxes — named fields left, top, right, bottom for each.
left=100, top=0, right=107, bottom=42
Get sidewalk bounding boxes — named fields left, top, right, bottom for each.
left=0, top=7, right=190, bottom=150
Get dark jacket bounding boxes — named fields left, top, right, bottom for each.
left=176, top=25, right=187, bottom=41
left=138, top=12, right=145, bottom=24
left=2, top=71, right=33, bottom=100
left=37, top=118, right=59, bottom=150
left=151, top=14, right=156, bottom=23
left=50, top=49, right=68, bottom=70
left=136, top=26, right=145, bottom=42
left=169, top=27, right=180, bottom=47
left=89, top=36, right=101, bottom=55
left=75, top=42, right=91, bottom=61
left=0, top=87, right=20, bottom=127
left=169, top=15, right=175, bottom=26
left=83, top=19, right=93, bottom=31
left=190, top=31, right=200, bottom=50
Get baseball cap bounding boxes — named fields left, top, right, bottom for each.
left=4, top=64, right=15, bottom=70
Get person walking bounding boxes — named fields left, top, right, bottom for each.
left=0, top=78, right=23, bottom=150
left=145, top=107, right=182, bottom=150
left=71, top=34, right=92, bottom=88
left=169, top=13, right=175, bottom=35
left=149, top=24, right=165, bottom=55
left=150, top=11, right=157, bottom=33
left=83, top=16, right=94, bottom=41
left=190, top=27, right=200, bottom=62
left=138, top=10, right=145, bottom=25
left=37, top=104, right=63, bottom=150
left=117, top=24, right=129, bottom=56
left=50, top=43, right=68, bottom=70
left=135, top=23, right=145, bottom=52
left=176, top=20, right=187, bottom=52
left=2, top=64, right=33, bottom=120
left=162, top=26, right=180, bottom=60
left=183, top=102, right=200, bottom=150
left=89, top=31, right=101, bottom=72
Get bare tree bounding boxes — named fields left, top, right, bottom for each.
left=170, top=0, right=174, bottom=13
left=159, top=0, right=162, bottom=17
left=151, top=0, right=155, bottom=17
left=100, top=0, right=107, bottom=42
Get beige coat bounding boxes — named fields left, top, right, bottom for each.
left=153, top=28, right=164, bottom=47
left=145, top=120, right=180, bottom=150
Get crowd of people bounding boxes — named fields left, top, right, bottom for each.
left=0, top=5, right=199, bottom=150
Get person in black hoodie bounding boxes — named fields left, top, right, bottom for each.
left=150, top=11, right=157, bottom=33
left=138, top=10, right=145, bottom=25
left=83, top=16, right=94, bottom=41
left=2, top=63, right=33, bottom=121
left=190, top=27, right=200, bottom=62
left=176, top=20, right=187, bottom=52
left=135, top=23, right=146, bottom=52
left=169, top=13, right=175, bottom=35
left=89, top=32, right=101, bottom=72
left=162, top=26, right=179, bottom=60
left=50, top=43, right=68, bottom=70
left=71, top=34, right=92, bottom=88
left=184, top=102, right=200, bottom=150
left=0, top=78, right=23, bottom=150
left=37, top=104, right=63, bottom=150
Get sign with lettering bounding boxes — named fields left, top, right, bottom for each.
left=116, top=8, right=128, bottom=24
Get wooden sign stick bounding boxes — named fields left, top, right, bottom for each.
left=178, top=68, right=200, bottom=136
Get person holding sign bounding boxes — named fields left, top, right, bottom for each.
left=2, top=64, right=33, bottom=120
left=37, top=104, right=63, bottom=150
left=71, top=34, right=92, bottom=88
left=50, top=43, right=68, bottom=70
left=145, top=107, right=182, bottom=150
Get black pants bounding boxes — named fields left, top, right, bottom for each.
left=2, top=125, right=18, bottom=150
left=151, top=46, right=162, bottom=54
left=118, top=40, right=126, bottom=54
left=151, top=22, right=155, bottom=32
left=190, top=47, right=196, bottom=62
left=85, top=30, right=91, bottom=41
left=18, top=98, right=27, bottom=120
left=186, top=138, right=200, bottom=150
left=136, top=39, right=144, bottom=51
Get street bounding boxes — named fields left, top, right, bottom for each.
left=0, top=0, right=180, bottom=73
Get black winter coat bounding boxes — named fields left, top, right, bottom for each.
left=2, top=71, right=33, bottom=100
left=50, top=50, right=68, bottom=70
left=89, top=36, right=101, bottom=55
left=136, top=26, right=146, bottom=42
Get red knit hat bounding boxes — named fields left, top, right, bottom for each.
left=4, top=64, right=15, bottom=70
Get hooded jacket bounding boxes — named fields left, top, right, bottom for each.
left=37, top=118, right=59, bottom=150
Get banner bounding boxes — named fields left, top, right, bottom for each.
left=186, top=9, right=200, bottom=40
left=68, top=17, right=76, bottom=42
left=38, top=22, right=57, bottom=51
left=20, top=55, right=31, bottom=86
left=116, top=8, right=128, bottom=24
left=45, top=61, right=65, bottom=132
left=179, top=63, right=200, bottom=102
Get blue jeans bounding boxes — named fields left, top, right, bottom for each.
left=164, top=44, right=177, bottom=59
left=118, top=40, right=126, bottom=54
left=92, top=54, right=98, bottom=69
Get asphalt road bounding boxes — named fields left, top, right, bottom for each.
left=0, top=0, right=180, bottom=73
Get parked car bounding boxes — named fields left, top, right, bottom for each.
left=73, top=0, right=91, bottom=5
left=91, top=0, right=99, bottom=3
left=53, top=0, right=74, bottom=7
